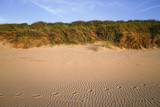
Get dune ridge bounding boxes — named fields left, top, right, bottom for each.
left=0, top=20, right=160, bottom=49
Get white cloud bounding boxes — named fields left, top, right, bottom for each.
left=97, top=1, right=121, bottom=7
left=28, top=0, right=121, bottom=16
left=140, top=4, right=160, bottom=12
left=30, top=0, right=63, bottom=17
left=0, top=17, right=6, bottom=23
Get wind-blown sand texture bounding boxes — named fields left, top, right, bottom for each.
left=0, top=44, right=160, bottom=107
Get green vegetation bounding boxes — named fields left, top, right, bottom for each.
left=102, top=41, right=116, bottom=50
left=0, top=20, right=160, bottom=49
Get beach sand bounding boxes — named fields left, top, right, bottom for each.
left=0, top=44, right=160, bottom=106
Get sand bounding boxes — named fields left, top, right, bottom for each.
left=0, top=43, right=160, bottom=107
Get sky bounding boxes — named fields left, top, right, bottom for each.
left=0, top=0, right=160, bottom=24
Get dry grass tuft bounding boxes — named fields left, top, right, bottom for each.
left=102, top=41, right=116, bottom=50
left=90, top=45, right=100, bottom=52
left=116, top=32, right=152, bottom=49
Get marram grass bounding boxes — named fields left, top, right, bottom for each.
left=0, top=20, right=160, bottom=49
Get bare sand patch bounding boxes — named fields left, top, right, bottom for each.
left=0, top=44, right=160, bottom=106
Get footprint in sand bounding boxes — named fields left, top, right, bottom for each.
left=16, top=57, right=34, bottom=60
left=52, top=92, right=59, bottom=96
left=141, top=84, right=146, bottom=86
left=88, top=89, right=93, bottom=92
left=32, top=94, right=41, bottom=98
left=30, top=60, right=45, bottom=62
left=131, top=86, right=138, bottom=89
left=72, top=92, right=78, bottom=95
left=153, top=84, right=158, bottom=87
left=15, top=93, right=23, bottom=97
left=117, top=86, right=122, bottom=89
left=105, top=88, right=111, bottom=91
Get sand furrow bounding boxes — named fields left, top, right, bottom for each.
left=0, top=45, right=160, bottom=106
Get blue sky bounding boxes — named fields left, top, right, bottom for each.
left=0, top=0, right=160, bottom=24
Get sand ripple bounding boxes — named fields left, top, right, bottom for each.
left=0, top=45, right=160, bottom=106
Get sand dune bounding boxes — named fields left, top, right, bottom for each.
left=0, top=44, right=160, bottom=106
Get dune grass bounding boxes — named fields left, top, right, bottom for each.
left=0, top=20, right=160, bottom=49
left=101, top=41, right=116, bottom=50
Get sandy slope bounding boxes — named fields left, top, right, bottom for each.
left=0, top=44, right=160, bottom=107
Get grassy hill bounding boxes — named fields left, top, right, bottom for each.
left=0, top=20, right=160, bottom=49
